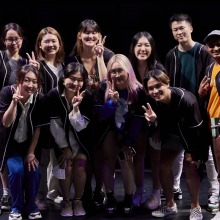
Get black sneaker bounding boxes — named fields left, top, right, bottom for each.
left=105, top=193, right=117, bottom=215
left=173, top=188, right=182, bottom=200
left=122, top=195, right=133, bottom=215
left=92, top=190, right=106, bottom=209
left=161, top=188, right=182, bottom=201
left=1, top=195, right=12, bottom=211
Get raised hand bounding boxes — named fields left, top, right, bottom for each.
left=198, top=75, right=210, bottom=97
left=26, top=51, right=40, bottom=69
left=94, top=35, right=106, bottom=57
left=72, top=87, right=85, bottom=111
left=142, top=103, right=157, bottom=123
left=108, top=80, right=119, bottom=102
left=12, top=85, right=23, bottom=104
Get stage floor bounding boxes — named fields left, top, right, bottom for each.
left=0, top=170, right=216, bottom=219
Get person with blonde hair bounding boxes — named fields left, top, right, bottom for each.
left=94, top=54, right=147, bottom=215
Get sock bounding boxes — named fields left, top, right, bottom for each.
left=3, top=188, right=10, bottom=196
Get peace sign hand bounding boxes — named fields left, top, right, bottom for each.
left=198, top=76, right=210, bottom=97
left=94, top=35, right=106, bottom=57
left=26, top=51, right=40, bottom=69
left=12, top=85, right=23, bottom=104
left=72, top=87, right=85, bottom=112
left=108, top=80, right=119, bottom=102
left=142, top=103, right=157, bottom=123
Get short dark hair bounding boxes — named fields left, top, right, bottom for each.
left=169, top=13, right=192, bottom=28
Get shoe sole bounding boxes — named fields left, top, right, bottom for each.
left=1, top=205, right=11, bottom=210
left=60, top=213, right=73, bottom=217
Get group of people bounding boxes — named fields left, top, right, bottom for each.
left=0, top=12, right=220, bottom=220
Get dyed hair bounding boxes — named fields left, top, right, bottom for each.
left=58, top=62, right=88, bottom=93
left=16, top=64, right=41, bottom=89
left=35, top=27, right=65, bottom=63
left=143, top=69, right=170, bottom=93
left=69, top=19, right=101, bottom=57
left=169, top=13, right=192, bottom=28
left=106, top=54, right=142, bottom=103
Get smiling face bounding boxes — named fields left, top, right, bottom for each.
left=109, top=62, right=128, bottom=90
left=134, top=36, right=152, bottom=61
left=79, top=27, right=100, bottom=48
left=146, top=77, right=170, bottom=103
left=206, top=37, right=220, bottom=63
left=64, top=71, right=84, bottom=95
left=39, top=33, right=60, bottom=57
left=19, top=71, right=39, bottom=99
left=171, top=20, right=193, bottom=44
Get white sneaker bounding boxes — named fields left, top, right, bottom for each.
left=144, top=192, right=161, bottom=210
left=190, top=207, right=203, bottom=220
left=208, top=195, right=219, bottom=211
left=47, top=190, right=63, bottom=204
left=212, top=211, right=220, bottom=220
left=73, top=200, right=86, bottom=216
left=28, top=211, right=42, bottom=219
left=60, top=200, right=73, bottom=217
left=9, top=211, right=22, bottom=220
left=132, top=189, right=147, bottom=207
left=152, top=203, right=178, bottom=217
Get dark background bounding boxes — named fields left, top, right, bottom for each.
left=0, top=2, right=218, bottom=65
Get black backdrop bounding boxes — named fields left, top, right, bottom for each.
left=0, top=2, right=218, bottom=66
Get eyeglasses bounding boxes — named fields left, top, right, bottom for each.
left=109, top=68, right=124, bottom=75
left=5, top=37, right=22, bottom=44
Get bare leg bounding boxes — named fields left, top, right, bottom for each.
left=183, top=159, right=200, bottom=208
left=160, top=149, right=180, bottom=207
left=73, top=153, right=87, bottom=199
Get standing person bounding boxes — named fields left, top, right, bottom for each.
left=47, top=62, right=94, bottom=217
left=0, top=64, right=48, bottom=220
left=128, top=31, right=181, bottom=210
left=142, top=69, right=210, bottom=219
left=27, top=26, right=65, bottom=210
left=198, top=30, right=220, bottom=220
left=66, top=19, right=114, bottom=210
left=165, top=12, right=219, bottom=211
left=0, top=22, right=28, bottom=213
left=95, top=54, right=147, bottom=215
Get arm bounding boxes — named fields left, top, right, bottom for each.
left=2, top=86, right=23, bottom=127
left=95, top=36, right=108, bottom=81
left=69, top=110, right=89, bottom=132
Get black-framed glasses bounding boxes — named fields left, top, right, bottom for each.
left=5, top=37, right=22, bottom=44
left=109, top=68, right=124, bottom=75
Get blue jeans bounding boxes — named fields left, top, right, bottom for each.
left=7, top=156, right=41, bottom=214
